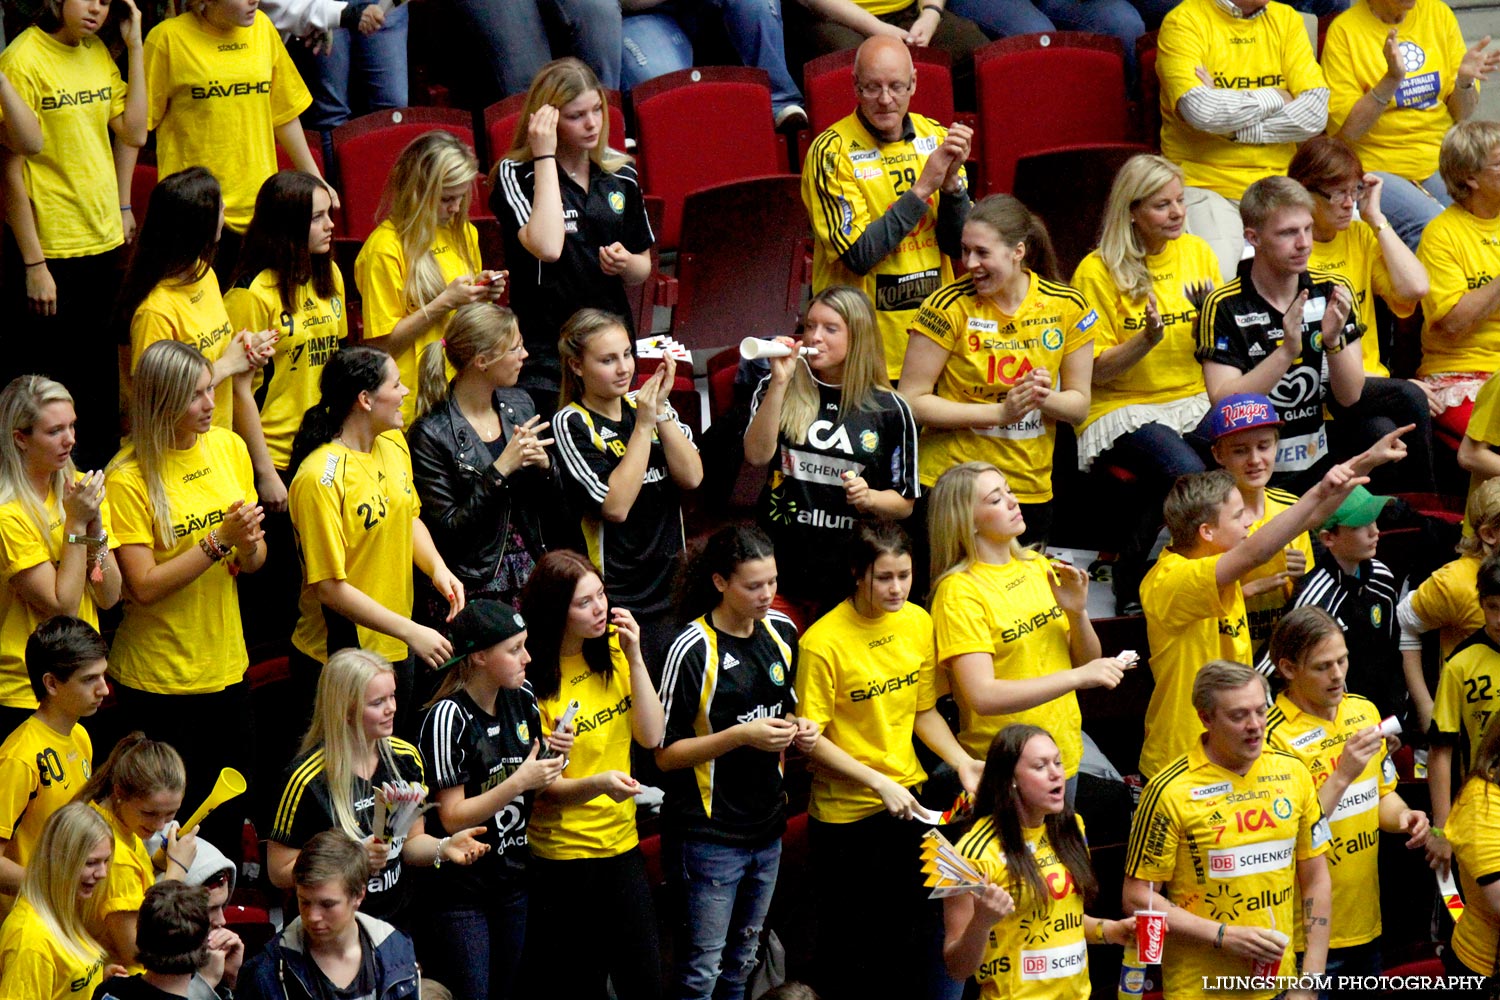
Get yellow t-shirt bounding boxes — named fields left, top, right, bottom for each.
left=0, top=896, right=104, bottom=1000
left=1125, top=740, right=1330, bottom=1000
left=802, top=111, right=964, bottom=379
left=289, top=432, right=419, bottom=665
left=1409, top=553, right=1484, bottom=660
left=354, top=219, right=480, bottom=426
left=910, top=273, right=1098, bottom=500
left=855, top=0, right=910, bottom=15
left=0, top=479, right=114, bottom=709
left=1265, top=693, right=1396, bottom=949
left=1242, top=488, right=1314, bottom=649
left=956, top=815, right=1091, bottom=1000
left=1433, top=628, right=1500, bottom=774
left=105, top=427, right=255, bottom=694
left=1323, top=0, right=1467, bottom=181
left=0, top=718, right=92, bottom=915
left=1309, top=221, right=1415, bottom=378
left=1418, top=205, right=1500, bottom=376
left=1447, top=777, right=1500, bottom=976
left=1157, top=0, right=1326, bottom=198
left=796, top=598, right=936, bottom=823
left=932, top=558, right=1083, bottom=776
left=1073, top=236, right=1218, bottom=429
left=144, top=10, right=310, bottom=231
left=225, top=266, right=348, bottom=471
left=0, top=27, right=124, bottom=258
left=83, top=801, right=153, bottom=977
left=1465, top=374, right=1500, bottom=505
left=530, top=637, right=639, bottom=860
left=1139, top=548, right=1252, bottom=779
left=130, top=269, right=235, bottom=431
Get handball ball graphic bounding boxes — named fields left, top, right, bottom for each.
left=1399, top=41, right=1425, bottom=73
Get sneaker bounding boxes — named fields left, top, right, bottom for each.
left=774, top=104, right=808, bottom=131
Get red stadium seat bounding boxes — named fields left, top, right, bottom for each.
left=481, top=90, right=627, bottom=170
left=130, top=163, right=158, bottom=229
left=707, top=345, right=739, bottom=425
left=973, top=32, right=1130, bottom=195
left=630, top=67, right=787, bottom=249
left=623, top=195, right=677, bottom=339
left=1012, top=142, right=1151, bottom=277
left=330, top=107, right=489, bottom=243
left=670, top=175, right=808, bottom=353
left=1137, top=31, right=1161, bottom=150
left=274, top=129, right=328, bottom=176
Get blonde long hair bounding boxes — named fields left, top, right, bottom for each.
left=18, top=803, right=110, bottom=969
left=414, top=303, right=521, bottom=420
left=778, top=286, right=892, bottom=444
left=1097, top=155, right=1185, bottom=302
left=500, top=58, right=631, bottom=174
left=300, top=648, right=401, bottom=840
left=109, top=341, right=212, bottom=546
left=377, top=131, right=481, bottom=318
left=927, top=461, right=1036, bottom=595
left=0, top=375, right=78, bottom=542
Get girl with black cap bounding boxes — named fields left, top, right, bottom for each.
left=417, top=599, right=575, bottom=1000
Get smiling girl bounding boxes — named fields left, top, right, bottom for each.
left=77, top=732, right=195, bottom=973
left=0, top=377, right=121, bottom=737
left=900, top=194, right=1097, bottom=545
left=494, top=58, right=653, bottom=411
left=0, top=0, right=143, bottom=467
left=0, top=802, right=112, bottom=1000
left=927, top=462, right=1128, bottom=805
left=553, top=309, right=701, bottom=645
left=743, top=286, right=919, bottom=627
left=656, top=525, right=816, bottom=1000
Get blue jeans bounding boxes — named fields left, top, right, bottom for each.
left=948, top=0, right=1144, bottom=76
left=416, top=887, right=527, bottom=1000
left=1316, top=940, right=1381, bottom=1000
left=448, top=0, right=621, bottom=99
left=1374, top=170, right=1450, bottom=252
left=291, top=3, right=408, bottom=132
left=1101, top=421, right=1210, bottom=609
left=621, top=0, right=802, bottom=115
left=672, top=837, right=782, bottom=1000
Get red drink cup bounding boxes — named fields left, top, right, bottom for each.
left=1250, top=929, right=1289, bottom=980
left=1135, top=909, right=1166, bottom=964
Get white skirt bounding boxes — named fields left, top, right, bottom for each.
left=1076, top=392, right=1211, bottom=471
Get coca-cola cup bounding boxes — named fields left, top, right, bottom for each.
left=1135, top=909, right=1166, bottom=964
left=1249, top=928, right=1290, bottom=980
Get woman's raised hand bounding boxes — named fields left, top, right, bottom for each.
left=62, top=470, right=106, bottom=529
left=528, top=104, right=560, bottom=158
left=216, top=498, right=265, bottom=552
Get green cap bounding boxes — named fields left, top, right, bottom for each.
left=1320, top=486, right=1391, bottom=532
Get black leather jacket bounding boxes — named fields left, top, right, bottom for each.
left=407, top=388, right=555, bottom=597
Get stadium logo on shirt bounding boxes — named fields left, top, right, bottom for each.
left=1370, top=606, right=1383, bottom=627
left=608, top=191, right=625, bottom=215
left=1272, top=796, right=1293, bottom=820
left=1041, top=328, right=1063, bottom=350
left=859, top=430, right=879, bottom=453
left=768, top=662, right=786, bottom=686
left=516, top=721, right=530, bottom=743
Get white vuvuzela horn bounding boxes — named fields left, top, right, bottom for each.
left=739, top=338, right=820, bottom=360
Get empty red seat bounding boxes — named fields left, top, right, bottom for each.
left=670, top=175, right=808, bottom=353
left=330, top=107, right=488, bottom=243
left=1012, top=142, right=1151, bottom=277
left=274, top=129, right=328, bottom=176
left=631, top=67, right=787, bottom=249
left=130, top=163, right=158, bottom=229
left=973, top=32, right=1130, bottom=195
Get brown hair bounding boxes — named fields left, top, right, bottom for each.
left=1240, top=176, right=1316, bottom=231
left=1269, top=606, right=1342, bottom=682
left=966, top=194, right=1059, bottom=283
left=1163, top=469, right=1238, bottom=550
left=293, top=829, right=370, bottom=901
left=1287, top=136, right=1363, bottom=197
left=1191, top=660, right=1268, bottom=715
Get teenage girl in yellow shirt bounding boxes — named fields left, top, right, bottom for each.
left=354, top=131, right=506, bottom=426
left=76, top=732, right=196, bottom=973
left=518, top=549, right=665, bottom=1000
left=104, top=340, right=266, bottom=859
left=899, top=194, right=1096, bottom=545
left=0, top=376, right=121, bottom=738
left=0, top=0, right=143, bottom=468
left=946, top=724, right=1137, bottom=1000
left=0, top=802, right=112, bottom=1000
left=927, top=462, right=1129, bottom=804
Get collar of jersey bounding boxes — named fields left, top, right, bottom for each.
left=855, top=109, right=917, bottom=144
left=1211, top=0, right=1265, bottom=20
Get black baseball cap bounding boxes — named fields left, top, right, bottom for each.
left=438, top=600, right=527, bottom=671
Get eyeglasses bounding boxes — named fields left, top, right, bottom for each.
left=1312, top=184, right=1364, bottom=204
left=855, top=80, right=913, bottom=99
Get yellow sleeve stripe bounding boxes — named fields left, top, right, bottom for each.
left=1125, top=756, right=1190, bottom=871
left=271, top=748, right=327, bottom=841
left=807, top=129, right=855, bottom=256
left=389, top=737, right=424, bottom=779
